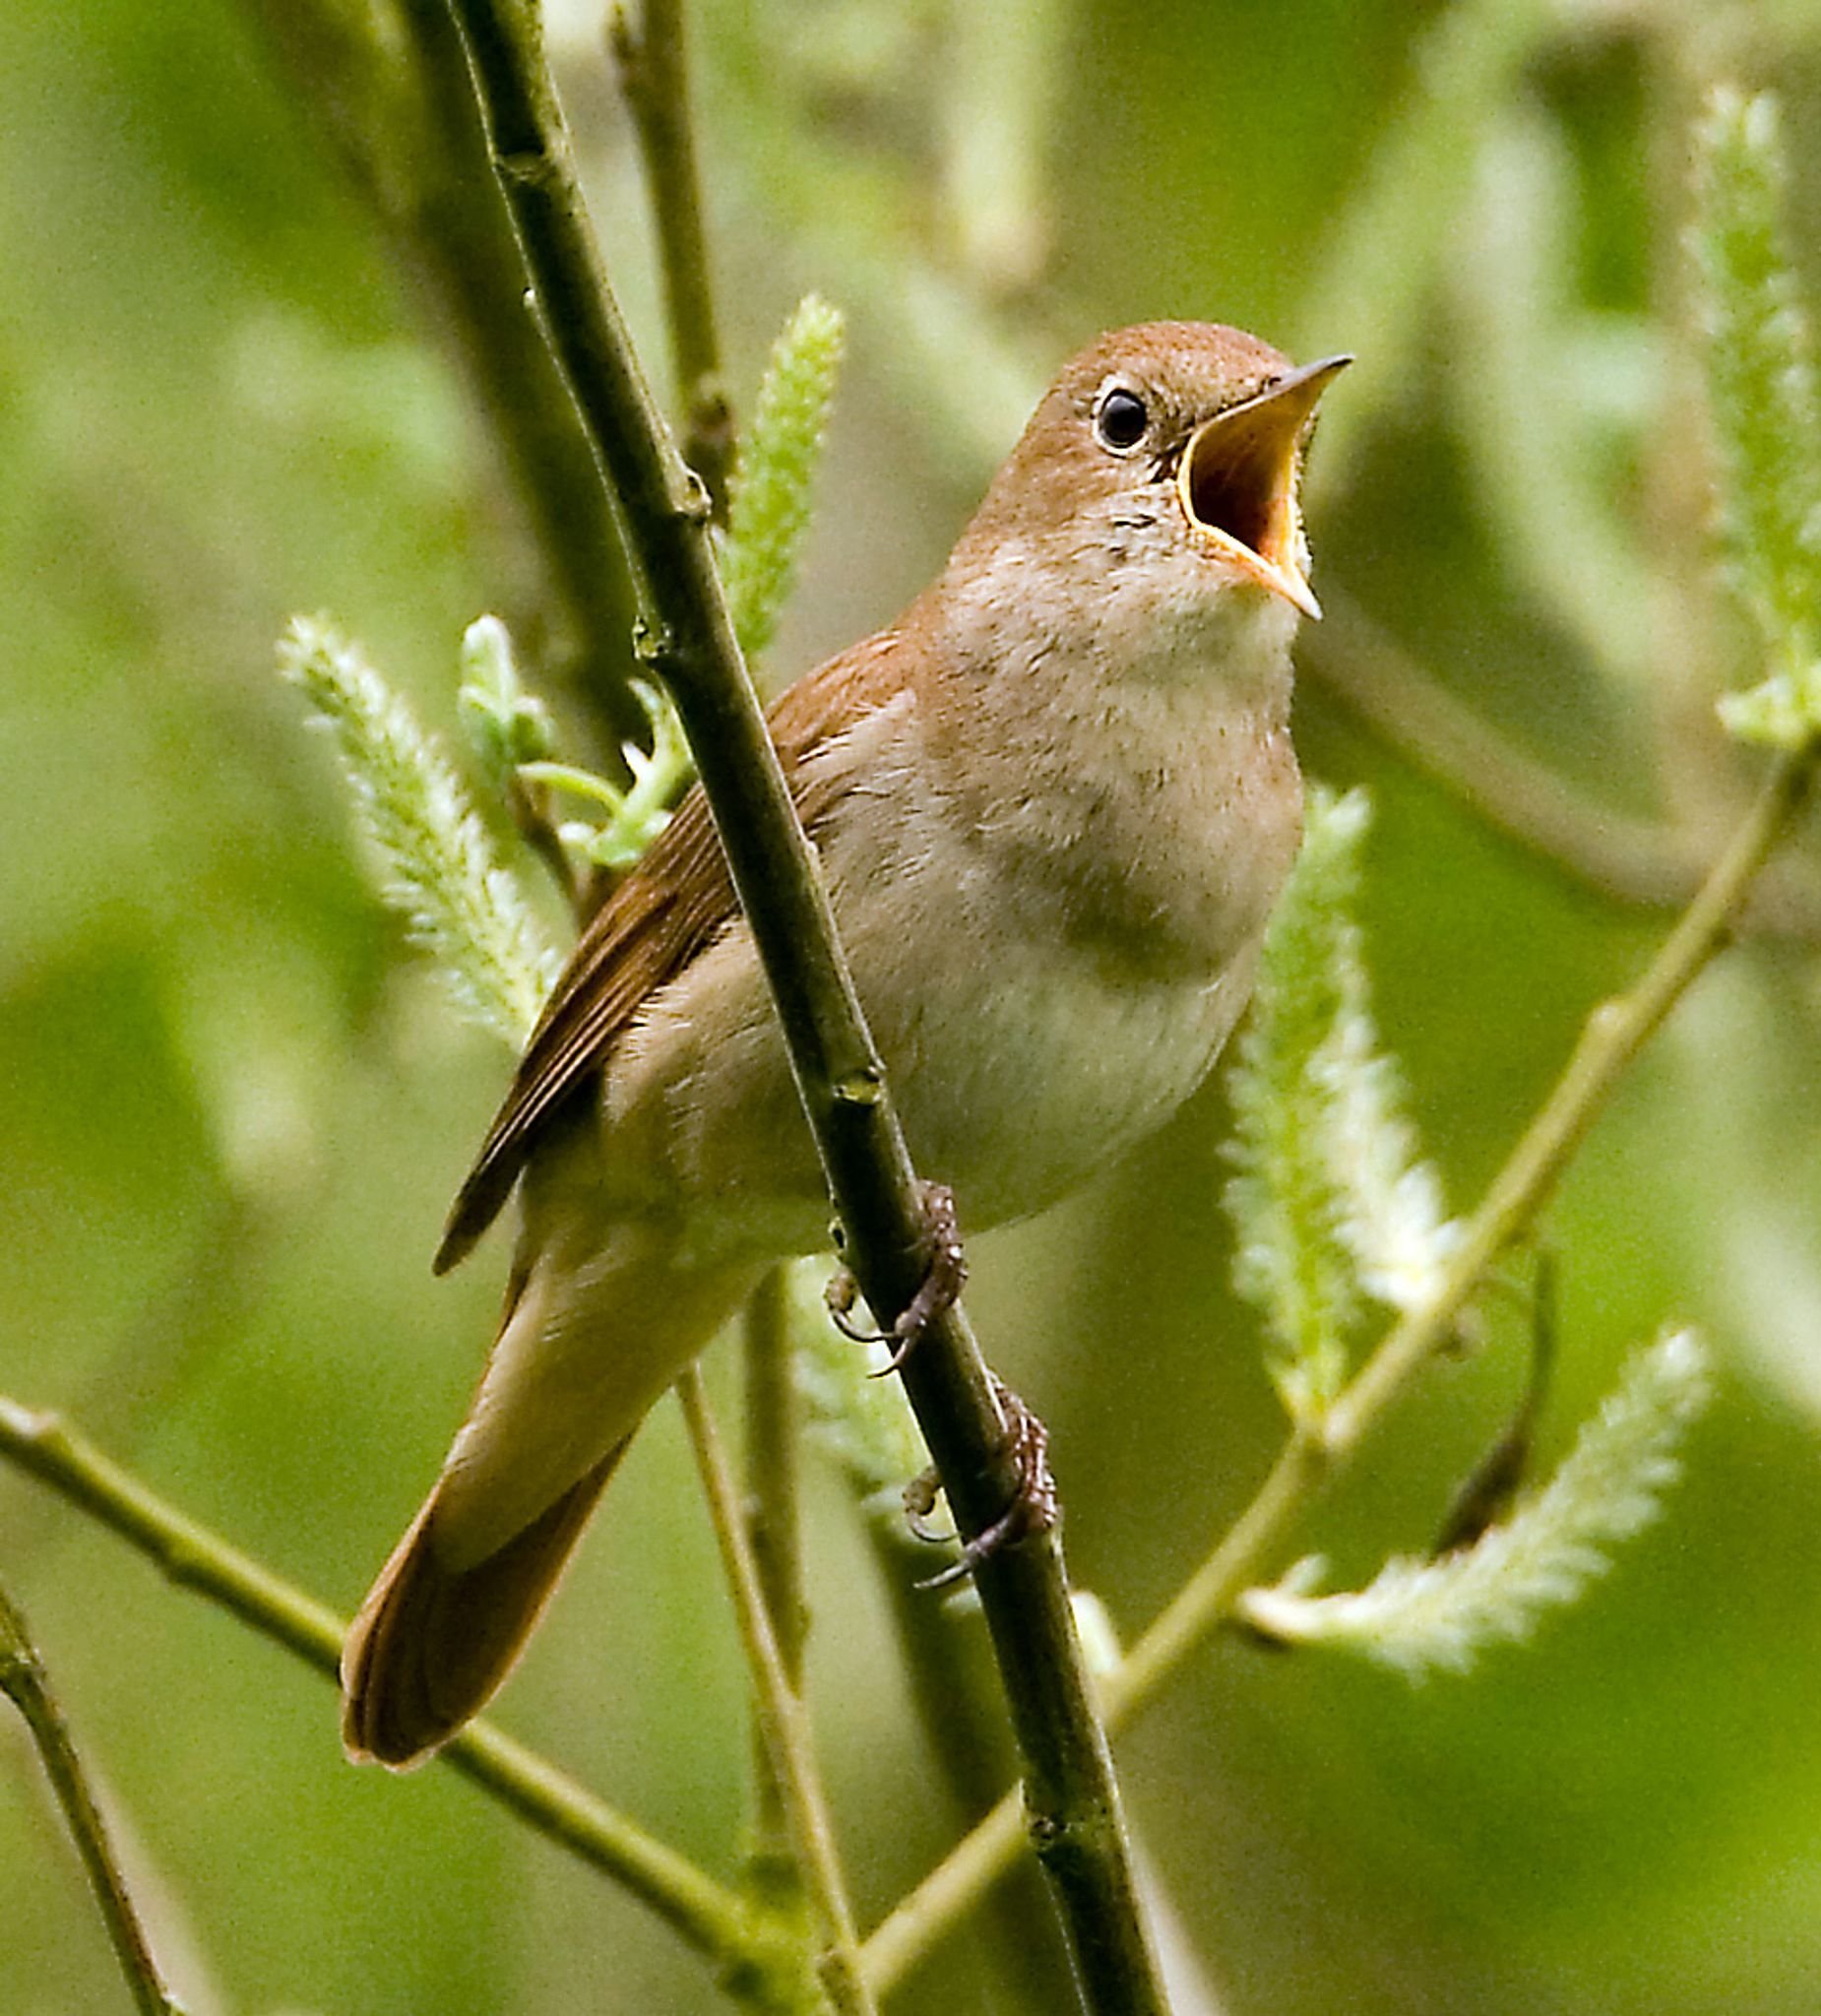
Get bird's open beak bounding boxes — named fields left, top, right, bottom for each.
left=1176, top=353, right=1350, bottom=620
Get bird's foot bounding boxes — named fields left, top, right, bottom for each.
left=823, top=1182, right=968, bottom=1374
left=908, top=1377, right=1058, bottom=1591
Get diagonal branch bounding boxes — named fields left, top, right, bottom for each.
left=678, top=1371, right=869, bottom=2014
left=0, top=1395, right=791, bottom=1989
left=438, top=1, right=1169, bottom=2006
left=1302, top=586, right=1821, bottom=941
left=0, top=1577, right=189, bottom=2016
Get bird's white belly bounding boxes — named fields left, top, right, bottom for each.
left=869, top=924, right=1250, bottom=1228
left=595, top=664, right=1292, bottom=1265
left=600, top=919, right=1249, bottom=1267
left=599, top=814, right=1260, bottom=1276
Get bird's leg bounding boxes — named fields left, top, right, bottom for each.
left=878, top=1182, right=968, bottom=1371
left=823, top=1187, right=1050, bottom=1582
left=910, top=1377, right=1059, bottom=1591
left=822, top=1182, right=969, bottom=1374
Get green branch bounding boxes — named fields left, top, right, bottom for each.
left=610, top=0, right=733, bottom=512
left=678, top=1372, right=868, bottom=2015
left=0, top=1396, right=796, bottom=1991
left=739, top=1268, right=812, bottom=1914
left=864, top=99, right=1821, bottom=1943
left=440, top=3, right=1169, bottom=2007
left=0, top=1578, right=189, bottom=2015
left=610, top=3, right=838, bottom=1949
left=862, top=732, right=1820, bottom=1992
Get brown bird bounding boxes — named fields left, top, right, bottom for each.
left=342, top=321, right=1348, bottom=1766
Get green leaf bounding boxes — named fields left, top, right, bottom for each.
left=520, top=675, right=693, bottom=873
left=721, top=295, right=846, bottom=664
left=1225, top=788, right=1454, bottom=1419
left=280, top=616, right=558, bottom=1045
left=1237, top=1330, right=1712, bottom=1676
left=457, top=613, right=556, bottom=789
left=1693, top=88, right=1821, bottom=747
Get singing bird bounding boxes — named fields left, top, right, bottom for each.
left=343, top=321, right=1348, bottom=1766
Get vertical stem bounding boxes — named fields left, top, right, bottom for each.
left=440, top=3, right=1171, bottom=2006
left=608, top=2, right=816, bottom=1922
left=678, top=1371, right=874, bottom=2016
left=742, top=1266, right=810, bottom=1907
left=0, top=1581, right=188, bottom=2016
left=609, top=0, right=733, bottom=512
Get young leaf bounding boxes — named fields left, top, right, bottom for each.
left=1225, top=788, right=1455, bottom=1418
left=519, top=674, right=693, bottom=872
left=1692, top=89, right=1821, bottom=749
left=457, top=613, right=556, bottom=791
left=456, top=611, right=692, bottom=875
left=721, top=294, right=846, bottom=664
left=280, top=616, right=558, bottom=1045
left=1237, top=1330, right=1711, bottom=1677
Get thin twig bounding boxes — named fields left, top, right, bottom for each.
left=0, top=1578, right=188, bottom=2015
left=679, top=1371, right=871, bottom=2015
left=440, top=4, right=1170, bottom=2007
left=507, top=770, right=591, bottom=918
left=609, top=0, right=733, bottom=513
left=610, top=0, right=816, bottom=1922
left=740, top=1266, right=811, bottom=1909
left=0, top=1396, right=793, bottom=1987
left=861, top=742, right=1818, bottom=1991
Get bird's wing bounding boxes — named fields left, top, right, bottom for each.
left=433, top=630, right=904, bottom=1274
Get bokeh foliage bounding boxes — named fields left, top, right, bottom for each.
left=5, top=3, right=1821, bottom=2013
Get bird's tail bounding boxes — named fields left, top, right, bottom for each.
left=341, top=1217, right=761, bottom=1768
left=340, top=1441, right=626, bottom=1767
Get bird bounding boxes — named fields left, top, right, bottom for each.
left=342, top=320, right=1349, bottom=1767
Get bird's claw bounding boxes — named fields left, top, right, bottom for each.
left=823, top=1183, right=968, bottom=1374
left=902, top=1465, right=951, bottom=1544
left=910, top=1378, right=1058, bottom=1591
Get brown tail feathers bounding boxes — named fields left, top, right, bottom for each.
left=341, top=1442, right=627, bottom=1768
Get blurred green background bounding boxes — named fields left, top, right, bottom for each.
left=6, top=1, right=1821, bottom=2010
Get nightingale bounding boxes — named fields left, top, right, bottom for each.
left=343, top=320, right=1348, bottom=1767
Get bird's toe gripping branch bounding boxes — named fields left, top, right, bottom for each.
left=820, top=1184, right=1054, bottom=1587
left=907, top=1378, right=1059, bottom=1592
left=823, top=1181, right=968, bottom=1373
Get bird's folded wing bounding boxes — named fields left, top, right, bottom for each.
left=433, top=630, right=905, bottom=1274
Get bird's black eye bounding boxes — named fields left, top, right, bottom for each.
left=1095, top=387, right=1149, bottom=452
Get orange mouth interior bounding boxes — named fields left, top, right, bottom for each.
left=1175, top=356, right=1350, bottom=619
